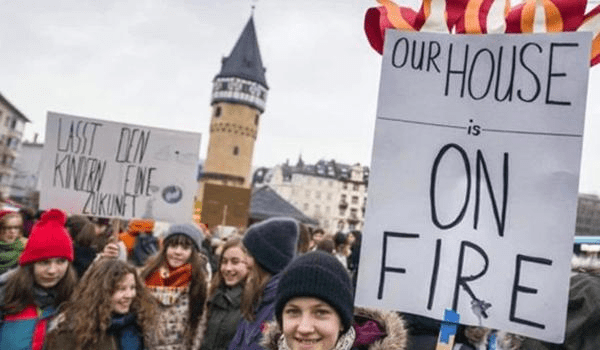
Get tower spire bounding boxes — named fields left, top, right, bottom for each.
left=211, top=15, right=268, bottom=112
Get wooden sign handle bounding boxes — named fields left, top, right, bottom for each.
left=436, top=309, right=460, bottom=350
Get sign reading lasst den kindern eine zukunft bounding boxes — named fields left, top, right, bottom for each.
left=40, top=112, right=201, bottom=223
left=355, top=31, right=591, bottom=343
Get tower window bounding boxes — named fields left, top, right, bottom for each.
left=214, top=106, right=222, bottom=118
left=233, top=146, right=239, bottom=155
left=241, top=84, right=250, bottom=93
left=254, top=114, right=259, bottom=125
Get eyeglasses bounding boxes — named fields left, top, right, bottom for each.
left=1, top=226, right=21, bottom=231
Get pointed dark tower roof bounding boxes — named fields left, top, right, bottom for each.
left=216, top=16, right=268, bottom=88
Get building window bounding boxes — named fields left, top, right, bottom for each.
left=214, top=106, right=222, bottom=118
left=327, top=192, right=332, bottom=201
left=326, top=206, right=330, bottom=214
left=338, top=220, right=344, bottom=230
left=10, top=119, right=16, bottom=130
left=315, top=204, right=321, bottom=214
left=303, top=203, right=309, bottom=211
left=4, top=117, right=10, bottom=127
left=341, top=194, right=347, bottom=201
left=255, top=114, right=259, bottom=125
left=352, top=196, right=359, bottom=204
left=343, top=183, right=348, bottom=190
left=305, top=189, right=311, bottom=198
left=241, top=84, right=250, bottom=93
left=233, top=146, right=239, bottom=155
left=353, top=183, right=359, bottom=191
left=339, top=208, right=345, bottom=216
left=315, top=191, right=321, bottom=199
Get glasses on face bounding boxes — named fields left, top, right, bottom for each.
left=1, top=226, right=21, bottom=231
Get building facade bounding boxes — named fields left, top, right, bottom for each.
left=196, top=16, right=268, bottom=228
left=254, top=157, right=369, bottom=234
left=0, top=93, right=30, bottom=201
left=576, top=193, right=600, bottom=236
left=10, top=138, right=43, bottom=209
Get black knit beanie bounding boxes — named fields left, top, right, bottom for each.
left=275, top=251, right=354, bottom=332
left=243, top=217, right=299, bottom=275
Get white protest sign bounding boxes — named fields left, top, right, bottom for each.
left=355, top=31, right=591, bottom=343
left=40, top=112, right=201, bottom=223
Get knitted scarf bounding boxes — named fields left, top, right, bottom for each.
left=145, top=263, right=192, bottom=288
left=108, top=313, right=143, bottom=350
left=0, top=239, right=24, bottom=274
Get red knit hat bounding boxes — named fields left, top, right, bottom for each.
left=0, top=209, right=18, bottom=222
left=19, top=209, right=74, bottom=266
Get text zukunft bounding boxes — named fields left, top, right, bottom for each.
left=356, top=31, right=591, bottom=343
left=390, top=36, right=578, bottom=105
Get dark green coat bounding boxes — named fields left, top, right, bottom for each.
left=200, top=285, right=243, bottom=350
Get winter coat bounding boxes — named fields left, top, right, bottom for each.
left=260, top=307, right=409, bottom=350
left=47, top=312, right=147, bottom=350
left=145, top=285, right=206, bottom=350
left=0, top=276, right=61, bottom=350
left=227, top=273, right=281, bottom=350
left=200, top=284, right=243, bottom=350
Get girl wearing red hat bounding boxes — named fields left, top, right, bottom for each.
left=0, top=209, right=77, bottom=350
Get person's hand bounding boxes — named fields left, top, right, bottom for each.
left=101, top=242, right=120, bottom=259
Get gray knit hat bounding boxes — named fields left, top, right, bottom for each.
left=164, top=223, right=204, bottom=251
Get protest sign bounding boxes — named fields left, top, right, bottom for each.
left=355, top=30, right=591, bottom=343
left=40, top=112, right=201, bottom=223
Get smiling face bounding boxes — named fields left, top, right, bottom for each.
left=282, top=297, right=342, bottom=350
left=0, top=215, right=22, bottom=244
left=220, top=246, right=249, bottom=287
left=111, top=273, right=136, bottom=314
left=166, top=243, right=193, bottom=269
left=33, top=258, right=69, bottom=289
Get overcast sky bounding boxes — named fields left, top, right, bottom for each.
left=1, top=0, right=599, bottom=195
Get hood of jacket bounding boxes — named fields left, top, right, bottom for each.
left=260, top=307, right=408, bottom=350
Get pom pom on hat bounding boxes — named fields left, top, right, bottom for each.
left=243, top=217, right=299, bottom=275
left=275, top=251, right=354, bottom=332
left=19, top=209, right=74, bottom=265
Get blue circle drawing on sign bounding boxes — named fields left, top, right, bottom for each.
left=162, top=185, right=183, bottom=204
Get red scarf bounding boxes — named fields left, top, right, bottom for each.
left=145, top=263, right=192, bottom=288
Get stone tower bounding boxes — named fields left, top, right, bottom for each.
left=196, top=16, right=268, bottom=228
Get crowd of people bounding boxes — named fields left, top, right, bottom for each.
left=0, top=207, right=598, bottom=349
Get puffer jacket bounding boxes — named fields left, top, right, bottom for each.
left=260, top=307, right=409, bottom=350
left=0, top=273, right=61, bottom=350
left=200, top=284, right=243, bottom=350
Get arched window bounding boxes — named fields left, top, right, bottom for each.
left=214, top=106, right=222, bottom=118
left=254, top=114, right=259, bottom=125
left=233, top=146, right=239, bottom=155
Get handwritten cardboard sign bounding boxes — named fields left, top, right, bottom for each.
left=355, top=31, right=591, bottom=343
left=40, top=112, right=201, bottom=223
